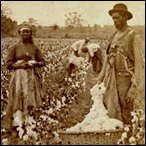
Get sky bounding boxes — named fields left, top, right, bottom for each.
left=1, top=1, right=145, bottom=27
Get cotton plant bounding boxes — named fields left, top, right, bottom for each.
left=68, top=54, right=85, bottom=69
left=129, top=109, right=145, bottom=145
left=1, top=110, right=6, bottom=118
left=53, top=131, right=61, bottom=144
left=11, top=110, right=38, bottom=140
left=117, top=109, right=145, bottom=145
left=22, top=115, right=38, bottom=141
left=12, top=110, right=25, bottom=139
left=12, top=110, right=24, bottom=127
left=2, top=138, right=9, bottom=145
left=66, top=82, right=123, bottom=132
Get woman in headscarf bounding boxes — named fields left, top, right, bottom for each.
left=3, top=23, right=46, bottom=132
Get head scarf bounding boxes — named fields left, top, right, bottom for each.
left=18, top=23, right=32, bottom=34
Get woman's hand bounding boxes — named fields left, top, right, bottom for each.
left=15, top=60, right=25, bottom=64
left=28, top=60, right=37, bottom=67
left=11, top=61, right=29, bottom=69
left=20, top=62, right=30, bottom=69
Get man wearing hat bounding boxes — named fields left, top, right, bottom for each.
left=97, top=3, right=144, bottom=124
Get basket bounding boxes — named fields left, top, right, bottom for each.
left=58, top=129, right=123, bottom=145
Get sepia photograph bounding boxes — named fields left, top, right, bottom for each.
left=1, top=1, right=145, bottom=145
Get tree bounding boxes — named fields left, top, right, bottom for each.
left=1, top=4, right=17, bottom=36
left=51, top=24, right=59, bottom=31
left=27, top=18, right=38, bottom=26
left=64, top=12, right=85, bottom=28
left=1, top=4, right=12, bottom=17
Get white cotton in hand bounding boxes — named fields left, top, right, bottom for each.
left=15, top=60, right=24, bottom=64
left=28, top=60, right=37, bottom=66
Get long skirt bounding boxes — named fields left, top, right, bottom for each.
left=2, top=68, right=43, bottom=130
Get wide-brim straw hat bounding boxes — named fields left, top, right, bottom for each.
left=108, top=3, right=133, bottom=20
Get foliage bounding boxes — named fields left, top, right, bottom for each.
left=64, top=12, right=85, bottom=28
left=1, top=4, right=17, bottom=36
left=117, top=109, right=145, bottom=145
left=1, top=4, right=12, bottom=17
left=1, top=38, right=145, bottom=145
left=51, top=24, right=60, bottom=31
left=1, top=38, right=89, bottom=145
left=1, top=15, right=17, bottom=36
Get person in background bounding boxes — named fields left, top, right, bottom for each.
left=67, top=37, right=90, bottom=75
left=97, top=3, right=144, bottom=124
left=2, top=23, right=46, bottom=134
left=81, top=43, right=103, bottom=110
left=84, top=43, right=103, bottom=90
left=71, top=37, right=90, bottom=57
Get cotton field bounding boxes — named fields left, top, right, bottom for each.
left=1, top=37, right=145, bottom=145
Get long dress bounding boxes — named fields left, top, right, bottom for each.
left=3, top=41, right=46, bottom=130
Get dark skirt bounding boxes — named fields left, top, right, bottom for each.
left=2, top=68, right=43, bottom=130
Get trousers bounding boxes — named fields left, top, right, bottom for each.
left=116, top=73, right=133, bottom=124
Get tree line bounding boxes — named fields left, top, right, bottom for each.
left=1, top=6, right=145, bottom=39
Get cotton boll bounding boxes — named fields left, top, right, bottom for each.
left=13, top=117, right=23, bottom=127
left=23, top=135, right=29, bottom=141
left=12, top=110, right=23, bottom=127
left=62, top=96, right=66, bottom=105
left=17, top=127, right=24, bottom=139
left=25, top=115, right=36, bottom=125
left=129, top=136, right=136, bottom=144
left=2, top=138, right=8, bottom=145
left=124, top=126, right=130, bottom=132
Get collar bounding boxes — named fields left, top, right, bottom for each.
left=117, top=25, right=130, bottom=33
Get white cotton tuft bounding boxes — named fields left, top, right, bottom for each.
left=68, top=55, right=85, bottom=68
left=66, top=82, right=123, bottom=132
left=12, top=110, right=24, bottom=127
left=17, top=127, right=24, bottom=139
